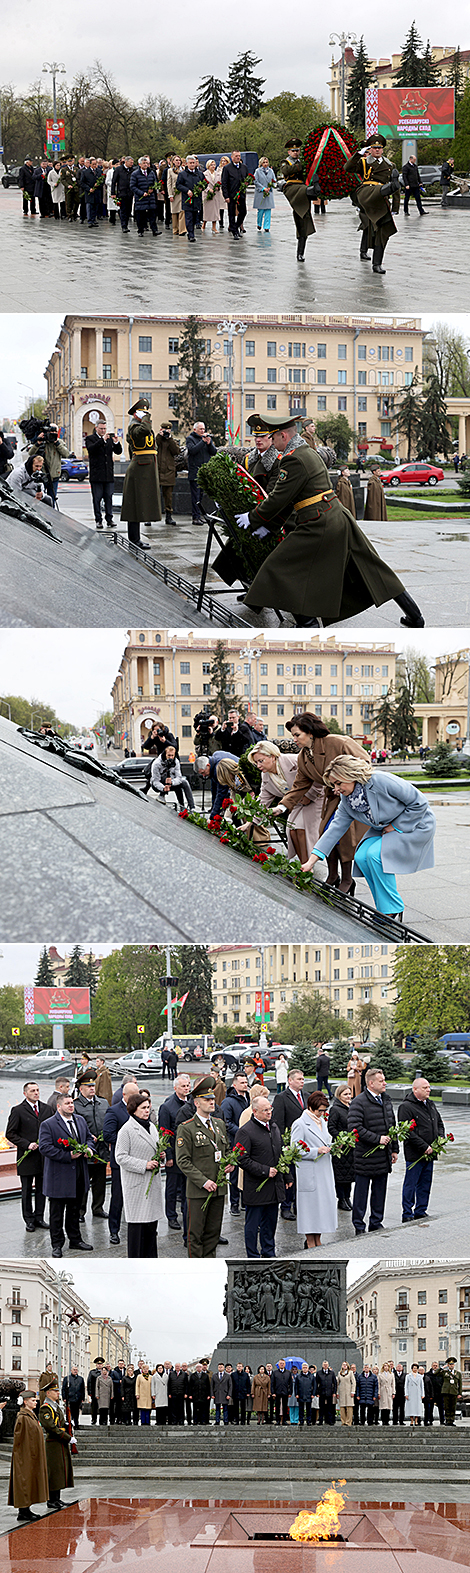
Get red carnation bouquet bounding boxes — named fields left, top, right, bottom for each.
left=201, top=1142, right=242, bottom=1211
left=57, top=1134, right=106, bottom=1162
left=302, top=124, right=359, bottom=201
left=255, top=1129, right=308, bottom=1192
left=145, top=1128, right=173, bottom=1195
left=408, top=1131, right=455, bottom=1169
left=362, top=1117, right=417, bottom=1158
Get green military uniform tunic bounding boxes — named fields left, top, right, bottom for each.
left=440, top=1366, right=462, bottom=1425
left=176, top=1111, right=231, bottom=1258
left=121, top=412, right=162, bottom=523
left=39, top=1399, right=74, bottom=1492
left=345, top=152, right=399, bottom=249
left=244, top=441, right=404, bottom=621
left=280, top=156, right=315, bottom=238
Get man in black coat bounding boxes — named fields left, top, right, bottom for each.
left=175, top=156, right=203, bottom=241
left=220, top=1072, right=250, bottom=1213
left=190, top=1363, right=211, bottom=1424
left=168, top=1364, right=187, bottom=1425
left=272, top=1068, right=306, bottom=1219
left=18, top=158, right=36, bottom=213
left=158, top=1072, right=192, bottom=1234
left=103, top=1080, right=135, bottom=1243
left=428, top=1360, right=445, bottom=1425
left=85, top=420, right=122, bottom=529
left=111, top=156, right=134, bottom=232
left=215, top=710, right=255, bottom=758
left=398, top=1078, right=445, bottom=1223
left=62, top=1367, right=85, bottom=1428
left=6, top=1082, right=50, bottom=1231
left=316, top=1362, right=337, bottom=1425
left=316, top=1046, right=332, bottom=1097
left=295, top=1363, right=315, bottom=1425
left=392, top=1364, right=406, bottom=1425
left=231, top=1362, right=252, bottom=1424
left=402, top=155, right=425, bottom=215
left=271, top=1360, right=292, bottom=1425
left=440, top=157, right=455, bottom=203
left=348, top=1067, right=398, bottom=1234
left=221, top=152, right=249, bottom=237
left=87, top=1358, right=105, bottom=1425
left=74, top=1070, right=110, bottom=1220
left=186, top=423, right=217, bottom=524
left=79, top=159, right=99, bottom=227
left=236, top=1091, right=283, bottom=1257
left=0, top=432, right=15, bottom=479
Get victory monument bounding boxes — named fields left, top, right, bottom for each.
left=213, top=1259, right=360, bottom=1369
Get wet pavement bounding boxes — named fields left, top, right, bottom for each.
left=1, top=191, right=468, bottom=313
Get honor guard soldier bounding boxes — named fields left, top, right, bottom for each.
left=279, top=139, right=318, bottom=261
left=176, top=1075, right=233, bottom=1257
left=39, top=1378, right=74, bottom=1510
left=120, top=398, right=162, bottom=549
left=238, top=412, right=424, bottom=628
left=213, top=412, right=285, bottom=590
left=345, top=134, right=400, bottom=273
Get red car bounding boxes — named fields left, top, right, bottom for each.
left=379, top=461, right=444, bottom=487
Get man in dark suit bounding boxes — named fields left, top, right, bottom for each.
left=111, top=1073, right=139, bottom=1105
left=221, top=152, right=249, bottom=238
left=38, top=1093, right=94, bottom=1257
left=73, top=1069, right=110, bottom=1220
left=398, top=1078, right=445, bottom=1223
left=47, top=1076, right=72, bottom=1114
left=6, top=1081, right=50, bottom=1231
left=103, top=1078, right=138, bottom=1242
left=272, top=1067, right=306, bottom=1219
left=236, top=1091, right=283, bottom=1257
left=158, top=1072, right=192, bottom=1235
left=348, top=1067, right=399, bottom=1234
left=195, top=750, right=238, bottom=820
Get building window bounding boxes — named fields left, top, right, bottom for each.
left=246, top=340, right=255, bottom=356
left=358, top=370, right=367, bottom=386
left=168, top=393, right=178, bottom=408
left=277, top=704, right=284, bottom=716
left=438, top=1313, right=448, bottom=1327
left=267, top=342, right=277, bottom=357
left=12, top=1333, right=22, bottom=1346
left=168, top=365, right=179, bottom=381
left=153, top=685, right=160, bottom=696
left=317, top=369, right=326, bottom=385
left=103, top=334, right=112, bottom=353
left=169, top=337, right=179, bottom=353
left=139, top=364, right=152, bottom=380
left=267, top=395, right=277, bottom=410
left=417, top=1315, right=427, bottom=1328
left=358, top=344, right=366, bottom=360
left=317, top=396, right=327, bottom=410
left=102, top=364, right=112, bottom=380
left=12, top=1358, right=22, bottom=1371
left=11, top=1309, right=21, bottom=1324
left=405, top=347, right=413, bottom=362
left=181, top=725, right=192, bottom=737
left=439, top=1290, right=448, bottom=1303
left=338, top=370, right=347, bottom=384
left=338, top=397, right=347, bottom=411
left=181, top=704, right=191, bottom=716
left=181, top=684, right=191, bottom=696
left=338, top=344, right=347, bottom=360
left=267, top=368, right=277, bottom=383
left=180, top=661, right=190, bottom=673
left=139, top=336, right=152, bottom=352
left=245, top=395, right=255, bottom=411
left=418, top=1339, right=426, bottom=1352
left=317, top=344, right=326, bottom=358
left=245, top=367, right=255, bottom=383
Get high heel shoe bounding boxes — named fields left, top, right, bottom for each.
left=338, top=879, right=356, bottom=897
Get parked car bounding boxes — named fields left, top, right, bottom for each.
left=60, top=458, right=88, bottom=483
left=113, top=758, right=150, bottom=791
left=110, top=1048, right=161, bottom=1075
left=379, top=462, right=444, bottom=487
left=1, top=166, right=21, bottom=188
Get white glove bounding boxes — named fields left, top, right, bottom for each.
left=235, top=512, right=251, bottom=530
left=253, top=526, right=270, bottom=538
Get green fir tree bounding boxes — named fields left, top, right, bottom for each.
left=64, top=945, right=87, bottom=987
left=394, top=370, right=423, bottom=460
left=421, top=41, right=438, bottom=85
left=194, top=76, right=229, bottom=127
left=346, top=37, right=372, bottom=133
left=410, top=1029, right=450, bottom=1082
left=210, top=641, right=235, bottom=719
left=372, top=685, right=396, bottom=748
left=422, top=741, right=466, bottom=777
left=416, top=375, right=451, bottom=461
left=226, top=52, right=265, bottom=118
left=35, top=946, right=54, bottom=985
left=177, top=316, right=226, bottom=436
left=396, top=23, right=425, bottom=87
left=390, top=686, right=419, bottom=752
left=175, top=947, right=213, bottom=1032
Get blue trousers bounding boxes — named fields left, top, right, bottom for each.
left=244, top=1202, right=278, bottom=1257
left=402, top=1157, right=433, bottom=1219
left=354, top=833, right=404, bottom=914
left=257, top=210, right=271, bottom=230
left=215, top=1402, right=229, bottom=1424
left=352, top=1172, right=388, bottom=1232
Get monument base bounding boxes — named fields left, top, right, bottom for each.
left=214, top=1259, right=361, bottom=1371
left=213, top=1329, right=360, bottom=1370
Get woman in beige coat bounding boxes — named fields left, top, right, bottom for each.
left=347, top=1051, right=365, bottom=1099
left=273, top=712, right=369, bottom=894
left=378, top=1364, right=395, bottom=1424
left=244, top=740, right=324, bottom=864
left=337, top=1363, right=356, bottom=1425
left=135, top=1366, right=152, bottom=1424
left=252, top=1366, right=271, bottom=1423
left=167, top=158, right=186, bottom=235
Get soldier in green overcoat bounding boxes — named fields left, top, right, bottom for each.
left=440, top=1358, right=462, bottom=1425
left=176, top=1076, right=233, bottom=1258
left=39, top=1379, right=74, bottom=1509
left=279, top=139, right=316, bottom=260
left=212, top=413, right=288, bottom=588
left=120, top=398, right=162, bottom=548
left=240, top=413, right=424, bottom=627
left=345, top=134, right=400, bottom=272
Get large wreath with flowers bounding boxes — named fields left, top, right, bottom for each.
left=197, top=451, right=287, bottom=577
left=303, top=124, right=359, bottom=200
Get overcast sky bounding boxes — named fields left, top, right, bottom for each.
left=39, top=1257, right=373, bottom=1359
left=1, top=316, right=470, bottom=426
left=0, top=944, right=116, bottom=985
left=2, top=4, right=469, bottom=120
left=1, top=627, right=469, bottom=731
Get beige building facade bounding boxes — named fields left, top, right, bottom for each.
left=328, top=44, right=469, bottom=119
left=88, top=1316, right=132, bottom=1368
left=111, top=629, right=397, bottom=753
left=347, top=1259, right=470, bottom=1378
left=44, top=314, right=423, bottom=459
left=0, top=1260, right=90, bottom=1384
left=209, top=942, right=397, bottom=1028
left=415, top=648, right=470, bottom=747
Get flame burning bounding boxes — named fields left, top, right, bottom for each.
left=0, top=1133, right=14, bottom=1151
left=289, top=1483, right=346, bottom=1543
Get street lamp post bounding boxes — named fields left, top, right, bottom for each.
left=328, top=32, right=358, bottom=124
left=18, top=382, right=35, bottom=419
left=217, top=320, right=247, bottom=443
left=54, top=1271, right=73, bottom=1391
left=240, top=643, right=260, bottom=716
left=42, top=61, right=66, bottom=126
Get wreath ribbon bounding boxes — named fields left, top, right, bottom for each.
left=306, top=126, right=353, bottom=185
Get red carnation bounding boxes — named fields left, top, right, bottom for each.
left=58, top=1137, right=70, bottom=1147
left=220, top=835, right=229, bottom=843
left=221, top=798, right=231, bottom=810
left=179, top=809, right=189, bottom=818
left=265, top=846, right=276, bottom=855
left=160, top=1129, right=173, bottom=1137
left=410, top=1119, right=417, bottom=1128
left=448, top=1133, right=455, bottom=1141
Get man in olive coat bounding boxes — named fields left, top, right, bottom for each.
left=364, top=465, right=388, bottom=521
left=279, top=139, right=316, bottom=261
left=39, top=1379, right=74, bottom=1509
left=8, top=1391, right=49, bottom=1523
left=120, top=398, right=162, bottom=548
left=241, top=414, right=424, bottom=627
left=213, top=413, right=286, bottom=589
left=345, top=134, right=400, bottom=272
left=336, top=467, right=356, bottom=517
left=156, top=426, right=181, bottom=524
left=440, top=1358, right=462, bottom=1425
left=175, top=1075, right=233, bottom=1257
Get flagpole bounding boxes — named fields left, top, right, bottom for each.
left=165, top=945, right=173, bottom=1043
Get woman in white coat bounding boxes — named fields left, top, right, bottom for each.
left=245, top=740, right=324, bottom=863
left=150, top=1365, right=169, bottom=1425
left=115, top=1091, right=164, bottom=1258
left=405, top=1364, right=425, bottom=1426
left=202, top=160, right=220, bottom=232
left=337, top=1363, right=356, bottom=1425
left=291, top=1091, right=337, bottom=1248
left=378, top=1363, right=395, bottom=1424
left=48, top=162, right=66, bottom=220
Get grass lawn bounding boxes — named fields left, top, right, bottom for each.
left=386, top=504, right=470, bottom=521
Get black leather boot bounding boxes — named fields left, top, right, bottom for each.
left=296, top=234, right=306, bottom=261
left=359, top=231, right=369, bottom=258
left=372, top=241, right=386, bottom=274
left=395, top=590, right=425, bottom=627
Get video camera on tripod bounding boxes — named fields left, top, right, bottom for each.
left=193, top=709, right=218, bottom=755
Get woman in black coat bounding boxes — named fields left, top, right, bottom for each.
left=327, top=1084, right=354, bottom=1210
left=121, top=1368, right=137, bottom=1426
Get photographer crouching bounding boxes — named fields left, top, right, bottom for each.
left=20, top=417, right=69, bottom=507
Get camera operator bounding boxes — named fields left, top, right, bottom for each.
left=85, top=419, right=122, bottom=530
left=186, top=422, right=217, bottom=525
left=141, top=721, right=178, bottom=757
left=193, top=711, right=219, bottom=756
left=156, top=425, right=181, bottom=527
left=28, top=423, right=69, bottom=506
left=215, top=708, right=255, bottom=758
left=8, top=453, right=46, bottom=503
left=0, top=432, right=15, bottom=480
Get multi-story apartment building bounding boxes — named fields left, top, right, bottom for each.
left=328, top=44, right=469, bottom=119
left=0, top=1261, right=90, bottom=1384
left=209, top=942, right=396, bottom=1028
left=88, top=1316, right=132, bottom=1368
left=347, top=1260, right=470, bottom=1379
left=44, top=314, right=423, bottom=458
left=46, top=947, right=105, bottom=987
left=111, top=630, right=396, bottom=753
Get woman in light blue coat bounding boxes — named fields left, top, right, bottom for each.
left=302, top=755, right=435, bottom=919
left=291, top=1091, right=337, bottom=1247
left=253, top=157, right=276, bottom=231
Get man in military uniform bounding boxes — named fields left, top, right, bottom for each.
left=440, top=1357, right=462, bottom=1425
left=120, top=398, right=162, bottom=549
left=175, top=1075, right=233, bottom=1257
left=336, top=467, right=356, bottom=517
left=62, top=158, right=81, bottom=221
left=345, top=134, right=400, bottom=273
left=364, top=463, right=388, bottom=521
left=279, top=139, right=317, bottom=260
left=239, top=413, right=424, bottom=627
left=39, top=1378, right=74, bottom=1509
left=213, top=413, right=286, bottom=590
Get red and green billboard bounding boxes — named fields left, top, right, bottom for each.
left=366, top=86, right=455, bottom=141
left=24, top=986, right=91, bottom=1025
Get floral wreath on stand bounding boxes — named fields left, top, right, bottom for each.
left=302, top=124, right=359, bottom=201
